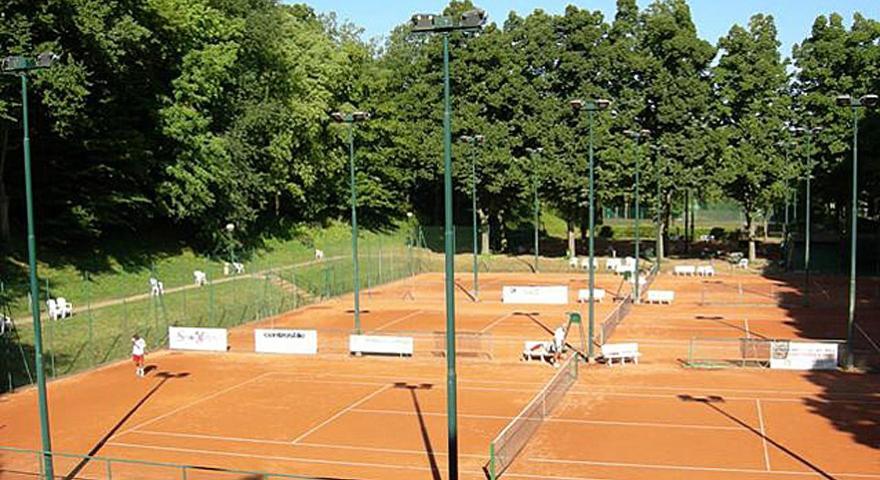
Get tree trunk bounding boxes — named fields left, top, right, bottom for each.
left=0, top=126, right=11, bottom=244
left=762, top=210, right=769, bottom=243
left=746, top=213, right=757, bottom=262
left=567, top=220, right=576, bottom=257
left=480, top=210, right=490, bottom=254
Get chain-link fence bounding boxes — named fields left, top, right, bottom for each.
left=0, top=237, right=424, bottom=392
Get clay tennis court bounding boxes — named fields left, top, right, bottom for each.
left=1, top=270, right=878, bottom=479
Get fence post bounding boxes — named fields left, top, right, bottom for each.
left=209, top=276, right=215, bottom=325
left=106, top=458, right=113, bottom=479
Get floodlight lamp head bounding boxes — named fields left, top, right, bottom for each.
left=474, top=134, right=485, bottom=144
left=330, top=112, right=346, bottom=123
left=351, top=111, right=370, bottom=122
left=459, top=135, right=473, bottom=143
left=411, top=13, right=436, bottom=31
left=596, top=99, right=611, bottom=110
left=835, top=94, right=852, bottom=107
left=640, top=129, right=651, bottom=136
left=860, top=94, right=879, bottom=107
left=460, top=8, right=487, bottom=29
left=570, top=99, right=584, bottom=111
left=225, top=223, right=235, bottom=232
left=36, top=52, right=59, bottom=68
left=1, top=56, right=31, bottom=72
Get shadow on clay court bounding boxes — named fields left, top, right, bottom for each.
left=63, top=371, right=190, bottom=480
left=678, top=395, right=835, bottom=480
left=394, top=382, right=441, bottom=480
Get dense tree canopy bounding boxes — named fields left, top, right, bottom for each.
left=1, top=0, right=878, bottom=257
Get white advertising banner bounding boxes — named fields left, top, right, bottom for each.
left=770, top=341, right=839, bottom=370
left=168, top=327, right=228, bottom=352
left=254, top=329, right=317, bottom=355
left=502, top=286, right=569, bottom=304
left=349, top=334, right=414, bottom=356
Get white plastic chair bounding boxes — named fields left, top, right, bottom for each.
left=149, top=277, right=164, bottom=296
left=737, top=258, right=749, bottom=270
left=55, top=298, right=73, bottom=318
left=315, top=249, right=325, bottom=260
left=193, top=270, right=207, bottom=286
left=569, top=257, right=579, bottom=268
left=232, top=262, right=245, bottom=274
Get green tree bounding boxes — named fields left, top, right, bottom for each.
left=713, top=14, right=791, bottom=260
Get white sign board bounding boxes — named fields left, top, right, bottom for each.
left=254, top=329, right=317, bottom=355
left=349, top=334, right=413, bottom=356
left=770, top=341, right=839, bottom=370
left=169, top=326, right=228, bottom=352
left=502, top=286, right=568, bottom=304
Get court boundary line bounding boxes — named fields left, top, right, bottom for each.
left=290, top=383, right=392, bottom=444
left=479, top=312, right=514, bottom=333
left=111, top=371, right=274, bottom=440
left=371, top=310, right=423, bottom=332
left=528, top=457, right=880, bottom=478
left=756, top=398, right=771, bottom=471
left=105, top=441, right=489, bottom=476
left=350, top=408, right=744, bottom=431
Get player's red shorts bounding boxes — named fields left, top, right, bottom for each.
left=132, top=354, right=144, bottom=364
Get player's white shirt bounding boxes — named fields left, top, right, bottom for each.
left=553, top=327, right=565, bottom=349
left=132, top=338, right=146, bottom=356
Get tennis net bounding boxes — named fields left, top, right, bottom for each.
left=487, top=355, right=579, bottom=479
left=600, top=262, right=659, bottom=344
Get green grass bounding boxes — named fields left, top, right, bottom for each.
left=0, top=223, right=416, bottom=391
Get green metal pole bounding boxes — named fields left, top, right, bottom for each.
left=349, top=123, right=361, bottom=333
left=471, top=144, right=479, bottom=300
left=634, top=142, right=641, bottom=303
left=441, top=34, right=460, bottom=480
left=804, top=133, right=812, bottom=306
left=21, top=73, right=55, bottom=479
left=656, top=148, right=662, bottom=270
left=784, top=144, right=790, bottom=239
left=533, top=152, right=539, bottom=273
left=846, top=106, right=858, bottom=369
left=587, top=109, right=596, bottom=359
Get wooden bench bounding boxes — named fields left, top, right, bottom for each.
left=646, top=290, right=675, bottom=304
left=673, top=265, right=696, bottom=276
left=577, top=288, right=606, bottom=303
left=601, top=342, right=640, bottom=365
left=522, top=341, right=553, bottom=362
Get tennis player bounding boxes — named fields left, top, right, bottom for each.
left=552, top=322, right=567, bottom=367
left=131, top=334, right=147, bottom=377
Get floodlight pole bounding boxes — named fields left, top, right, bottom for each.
left=625, top=129, right=649, bottom=303
left=331, top=111, right=369, bottom=333
left=571, top=99, right=610, bottom=360
left=836, top=93, right=877, bottom=368
left=460, top=135, right=483, bottom=300
left=802, top=129, right=820, bottom=306
left=3, top=54, right=57, bottom=480
left=410, top=12, right=486, bottom=477
left=526, top=148, right=542, bottom=273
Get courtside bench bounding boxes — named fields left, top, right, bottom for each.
left=601, top=342, right=640, bottom=365
left=673, top=265, right=696, bottom=276
left=577, top=288, right=606, bottom=303
left=646, top=290, right=675, bottom=304
left=522, top=341, right=553, bottom=362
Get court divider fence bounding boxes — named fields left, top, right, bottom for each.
left=0, top=445, right=319, bottom=479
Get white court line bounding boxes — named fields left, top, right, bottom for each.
left=350, top=408, right=743, bottom=431
left=371, top=310, right=423, bottom=332
left=529, top=457, right=880, bottom=478
left=290, top=384, right=392, bottom=444
left=756, top=399, right=771, bottom=471
left=133, top=429, right=290, bottom=445
left=107, top=442, right=488, bottom=476
left=296, top=441, right=485, bottom=459
left=479, top=312, right=514, bottom=333
left=111, top=372, right=274, bottom=440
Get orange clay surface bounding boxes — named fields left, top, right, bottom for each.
left=1, top=271, right=878, bottom=480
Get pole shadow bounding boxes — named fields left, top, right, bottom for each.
left=678, top=394, right=836, bottom=480
left=394, top=382, right=441, bottom=480
left=63, top=371, right=190, bottom=479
